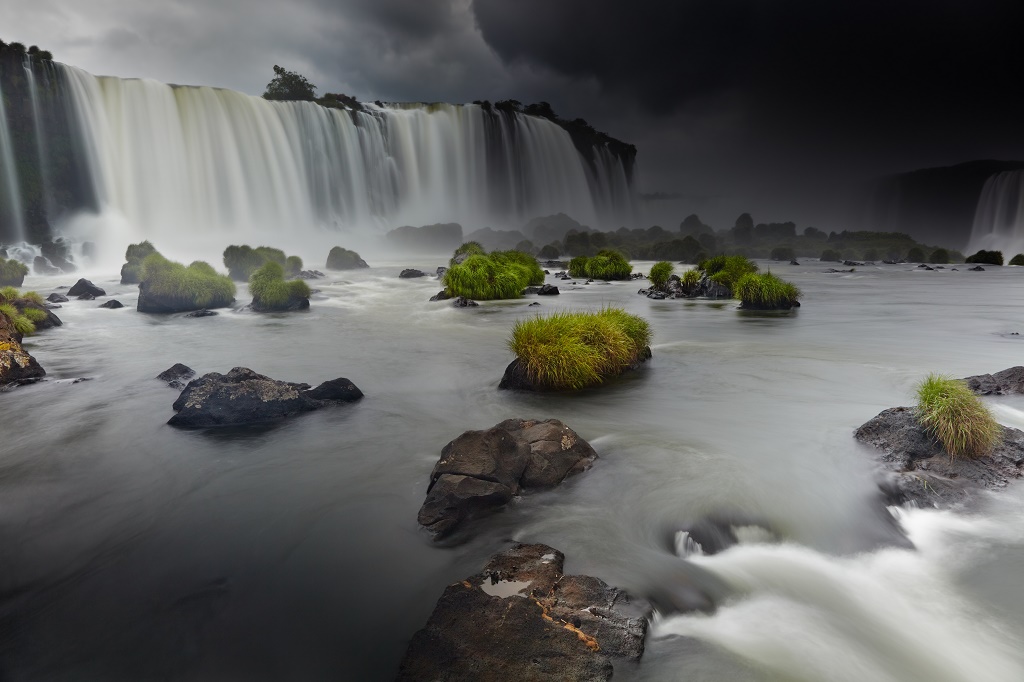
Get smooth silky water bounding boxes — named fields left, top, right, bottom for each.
left=3, top=260, right=1024, bottom=680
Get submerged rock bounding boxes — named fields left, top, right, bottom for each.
left=417, top=419, right=597, bottom=538
left=67, top=278, right=106, bottom=298
left=451, top=296, right=478, bottom=307
left=399, top=269, right=427, bottom=279
left=397, top=543, right=648, bottom=682
left=167, top=367, right=362, bottom=427
left=297, top=270, right=325, bottom=280
left=854, top=406, right=1024, bottom=508
left=184, top=309, right=218, bottom=318
left=962, top=366, right=1024, bottom=395
left=157, top=363, right=196, bottom=390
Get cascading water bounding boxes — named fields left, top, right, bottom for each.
left=49, top=64, right=636, bottom=255
left=23, top=55, right=53, bottom=218
left=966, top=170, right=1024, bottom=258
left=0, top=77, right=26, bottom=242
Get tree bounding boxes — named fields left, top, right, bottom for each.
left=263, top=65, right=317, bottom=102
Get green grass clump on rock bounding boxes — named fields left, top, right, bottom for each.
left=121, top=241, right=158, bottom=283
left=965, top=250, right=1003, bottom=266
left=0, top=286, right=19, bottom=302
left=443, top=254, right=525, bottom=300
left=490, top=250, right=545, bottom=286
left=223, top=245, right=299, bottom=281
left=734, top=272, right=801, bottom=309
left=649, top=261, right=674, bottom=288
left=680, top=269, right=701, bottom=288
left=0, top=258, right=28, bottom=286
left=450, top=241, right=486, bottom=266
left=916, top=374, right=1001, bottom=460
left=141, top=253, right=236, bottom=309
left=568, top=250, right=633, bottom=280
left=508, top=308, right=651, bottom=390
left=699, top=255, right=758, bottom=290
left=1009, top=254, right=1024, bottom=266
left=285, top=255, right=303, bottom=277
left=249, top=261, right=312, bottom=310
left=0, top=302, right=34, bottom=335
left=22, top=307, right=48, bottom=324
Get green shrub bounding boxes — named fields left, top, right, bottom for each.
left=326, top=247, right=367, bottom=270
left=680, top=269, right=701, bottom=288
left=965, top=250, right=1003, bottom=266
left=285, top=255, right=303, bottom=276
left=0, top=258, right=28, bottom=286
left=141, top=253, right=236, bottom=309
left=649, top=261, right=674, bottom=288
left=1009, top=254, right=1024, bottom=266
left=568, top=255, right=589, bottom=278
left=490, top=250, right=545, bottom=286
left=0, top=286, right=18, bottom=302
left=21, top=291, right=44, bottom=305
left=770, top=246, right=795, bottom=261
left=929, top=248, right=951, bottom=264
left=443, top=254, right=528, bottom=300
left=820, top=249, right=841, bottom=262
left=734, top=272, right=801, bottom=309
left=249, top=261, right=311, bottom=311
left=916, top=374, right=1001, bottom=459
left=0, top=302, right=34, bottom=335
left=699, top=255, right=758, bottom=290
left=508, top=308, right=651, bottom=390
left=223, top=245, right=296, bottom=280
left=568, top=250, right=633, bottom=280
left=254, top=246, right=287, bottom=266
left=450, top=241, right=486, bottom=266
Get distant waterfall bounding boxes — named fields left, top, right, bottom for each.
left=967, top=170, right=1024, bottom=257
left=35, top=64, right=635, bottom=250
left=0, top=77, right=26, bottom=242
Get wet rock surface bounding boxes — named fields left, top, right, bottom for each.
left=399, top=269, right=427, bottom=278
left=854, top=406, right=1024, bottom=508
left=99, top=299, right=124, bottom=309
left=963, top=366, right=1024, bottom=395
left=396, top=543, right=648, bottom=682
left=184, top=309, right=218, bottom=318
left=0, top=314, right=45, bottom=386
left=157, top=363, right=196, bottom=390
left=67, top=278, right=106, bottom=298
left=417, top=419, right=597, bottom=538
left=499, top=346, right=652, bottom=391
left=168, top=367, right=362, bottom=427
left=451, top=296, right=478, bottom=307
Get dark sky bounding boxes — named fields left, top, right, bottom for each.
left=7, top=0, right=1024, bottom=230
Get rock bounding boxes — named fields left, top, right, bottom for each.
left=917, top=264, right=935, bottom=271
left=67, top=278, right=105, bottom=298
left=968, top=265, right=985, bottom=271
left=397, top=543, right=648, bottom=682
left=251, top=295, right=309, bottom=312
left=646, top=290, right=668, bottom=300
left=844, top=260, right=865, bottom=266
left=537, top=283, right=559, bottom=296
left=297, top=270, right=325, bottom=280
left=46, top=293, right=68, bottom=303
left=417, top=420, right=597, bottom=537
left=157, top=363, right=196, bottom=390
left=0, top=314, right=46, bottom=386
left=451, top=297, right=478, bottom=307
left=399, top=269, right=427, bottom=278
left=429, top=290, right=451, bottom=302
left=854, top=406, right=1024, bottom=508
left=790, top=259, right=800, bottom=265
left=529, top=302, right=540, bottom=306
left=185, top=309, right=218, bottom=317
left=33, top=256, right=60, bottom=275
left=435, top=266, right=447, bottom=279
left=500, top=346, right=652, bottom=391
left=98, top=299, right=124, bottom=309
left=963, top=367, right=1024, bottom=395
left=167, top=367, right=363, bottom=427
left=41, top=239, right=76, bottom=273
left=77, top=293, right=95, bottom=300
left=523, top=286, right=541, bottom=295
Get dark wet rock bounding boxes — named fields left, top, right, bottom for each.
left=0, top=314, right=46, bottom=386
left=646, top=290, right=668, bottom=300
left=529, top=302, right=540, bottom=306
left=790, top=259, right=800, bottom=265
left=397, top=543, right=648, bottom=682
left=917, top=264, right=935, bottom=271
left=185, top=309, right=218, bottom=318
left=968, top=265, right=985, bottom=271
left=451, top=296, right=479, bottom=308
left=77, top=293, right=95, bottom=300
left=854, top=406, right=1024, bottom=509
left=560, top=276, right=572, bottom=281
left=537, top=283, right=559, bottom=295
left=523, top=286, right=541, bottom=295
left=157, top=363, right=196, bottom=390
left=844, top=260, right=865, bottom=266
left=67, top=278, right=105, bottom=298
left=251, top=294, right=309, bottom=312
left=33, top=256, right=60, bottom=275
left=46, top=293, right=68, bottom=303
left=98, top=299, right=124, bottom=309
left=435, top=266, right=447, bottom=279
left=297, top=270, right=325, bottom=280
left=674, top=514, right=778, bottom=556
left=44, top=303, right=61, bottom=310
left=15, top=301, right=62, bottom=330
left=40, top=239, right=76, bottom=273
left=500, top=346, right=652, bottom=391
left=824, top=268, right=856, bottom=273
left=417, top=420, right=597, bottom=538
left=167, top=367, right=363, bottom=427
left=399, top=269, right=427, bottom=278
left=952, top=267, right=959, bottom=271
left=429, top=290, right=451, bottom=302
left=963, top=367, right=1024, bottom=395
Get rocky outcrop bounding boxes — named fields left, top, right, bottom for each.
left=963, top=367, right=1024, bottom=395
left=397, top=543, right=648, bottom=682
left=167, top=367, right=362, bottom=427
left=99, top=299, right=124, bottom=309
left=429, top=290, right=451, bottom=302
left=417, top=419, right=597, bottom=538
left=854, top=406, right=1024, bottom=508
left=46, top=293, right=68, bottom=303
left=0, top=314, right=45, bottom=386
left=399, top=269, right=427, bottom=278
left=157, top=363, right=196, bottom=390
left=499, top=347, right=652, bottom=391
left=451, top=296, right=478, bottom=308
left=67, top=278, right=105, bottom=298
left=524, top=283, right=560, bottom=296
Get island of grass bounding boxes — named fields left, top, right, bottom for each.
left=223, top=245, right=303, bottom=281
left=120, top=240, right=158, bottom=284
left=916, top=374, right=1001, bottom=459
left=0, top=287, right=49, bottom=335
left=441, top=244, right=544, bottom=300
left=965, top=250, right=1003, bottom=266
left=0, top=257, right=29, bottom=286
left=499, top=308, right=652, bottom=391
left=137, top=254, right=236, bottom=313
left=734, top=272, right=801, bottom=310
left=326, top=246, right=368, bottom=270
left=249, top=261, right=312, bottom=312
left=567, top=250, right=632, bottom=280
left=648, top=261, right=674, bottom=289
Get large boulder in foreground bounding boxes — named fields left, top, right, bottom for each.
left=963, top=366, right=1024, bottom=395
left=418, top=419, right=597, bottom=538
left=168, top=367, right=362, bottom=427
left=854, top=406, right=1024, bottom=508
left=0, top=315, right=45, bottom=386
left=396, top=543, right=648, bottom=682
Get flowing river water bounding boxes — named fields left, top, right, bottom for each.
left=3, top=258, right=1024, bottom=680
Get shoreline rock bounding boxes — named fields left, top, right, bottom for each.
left=396, top=543, right=648, bottom=682
left=963, top=366, right=1024, bottom=395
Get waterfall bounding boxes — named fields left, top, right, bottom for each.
left=967, top=170, right=1024, bottom=258
left=23, top=56, right=52, bottom=218
left=48, top=64, right=636, bottom=252
left=0, top=77, right=26, bottom=242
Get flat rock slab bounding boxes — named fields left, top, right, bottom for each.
left=168, top=366, right=362, bottom=427
left=854, top=406, right=1024, bottom=508
left=963, top=366, right=1024, bottom=395
left=396, top=543, right=648, bottom=681
left=418, top=419, right=597, bottom=538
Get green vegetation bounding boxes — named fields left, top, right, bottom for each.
left=538, top=244, right=561, bottom=259
left=567, top=250, right=632, bottom=280
left=285, top=255, right=303, bottom=277
left=916, top=374, right=1001, bottom=459
left=820, top=249, right=841, bottom=262
left=450, top=241, right=486, bottom=266
left=0, top=302, right=34, bottom=335
left=0, top=286, right=18, bottom=301
left=326, top=247, right=367, bottom=270
left=1010, top=254, right=1024, bottom=266
left=249, top=261, right=312, bottom=311
left=649, top=261, right=674, bottom=288
left=699, top=255, right=758, bottom=290
left=507, top=308, right=651, bottom=390
left=121, top=240, right=159, bottom=283
left=734, top=272, right=801, bottom=309
left=929, top=248, right=951, bottom=264
left=141, top=253, right=236, bottom=309
left=680, top=269, right=701, bottom=288
left=441, top=244, right=544, bottom=300
left=263, top=65, right=317, bottom=101
left=965, top=250, right=1003, bottom=266
left=0, top=258, right=28, bottom=286
left=22, top=307, right=47, bottom=324
left=907, top=247, right=925, bottom=262
left=490, top=250, right=545, bottom=286
left=223, top=245, right=300, bottom=281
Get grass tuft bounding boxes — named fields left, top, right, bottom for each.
left=699, top=255, right=758, bottom=291
left=141, top=254, right=236, bottom=309
left=0, top=257, right=29, bottom=286
left=450, top=241, right=486, bottom=266
left=734, top=272, right=801, bottom=309
left=507, top=307, right=651, bottom=390
left=21, top=290, right=44, bottom=305
left=0, top=302, right=35, bottom=335
left=916, top=374, right=1002, bottom=459
left=249, top=261, right=311, bottom=310
left=0, top=286, right=18, bottom=302
left=567, top=250, right=633, bottom=280
left=223, top=245, right=300, bottom=281
left=649, top=261, right=674, bottom=288
left=443, top=247, right=544, bottom=300
left=680, top=269, right=701, bottom=288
